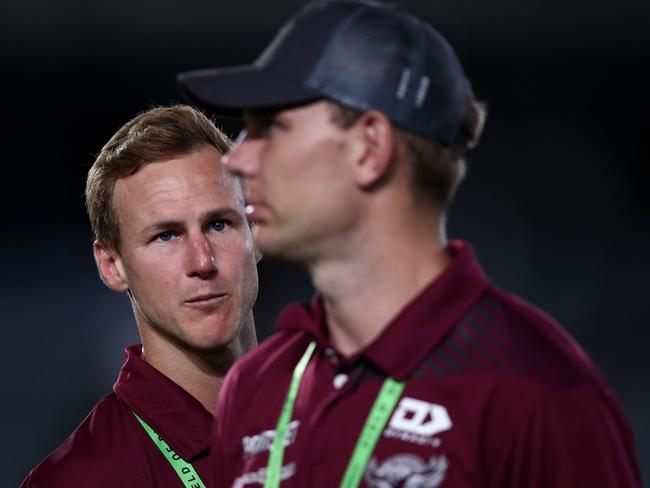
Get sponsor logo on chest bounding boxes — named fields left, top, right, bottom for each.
left=384, top=397, right=452, bottom=447
left=242, top=420, right=300, bottom=458
left=233, top=463, right=296, bottom=488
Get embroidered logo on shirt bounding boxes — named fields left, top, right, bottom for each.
left=242, top=420, right=300, bottom=458
left=384, top=398, right=452, bottom=447
left=365, top=454, right=448, bottom=487
left=233, top=462, right=296, bottom=488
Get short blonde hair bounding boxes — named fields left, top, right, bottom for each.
left=85, top=105, right=232, bottom=250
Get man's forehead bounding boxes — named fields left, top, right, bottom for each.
left=112, top=150, right=245, bottom=215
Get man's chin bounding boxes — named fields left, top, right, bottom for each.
left=186, top=332, right=237, bottom=354
left=175, top=322, right=238, bottom=355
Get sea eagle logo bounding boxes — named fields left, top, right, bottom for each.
left=364, top=453, right=448, bottom=488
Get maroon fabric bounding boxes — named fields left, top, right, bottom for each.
left=21, top=345, right=213, bottom=487
left=213, top=240, right=641, bottom=487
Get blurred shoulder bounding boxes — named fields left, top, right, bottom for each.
left=477, top=286, right=601, bottom=386
left=20, top=393, right=140, bottom=488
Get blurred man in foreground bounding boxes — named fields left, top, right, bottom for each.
left=179, top=1, right=641, bottom=486
left=21, top=105, right=259, bottom=487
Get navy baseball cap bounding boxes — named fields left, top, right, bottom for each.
left=177, top=0, right=471, bottom=147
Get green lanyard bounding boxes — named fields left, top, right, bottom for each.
left=133, top=412, right=206, bottom=488
left=264, top=341, right=405, bottom=488
left=264, top=341, right=317, bottom=488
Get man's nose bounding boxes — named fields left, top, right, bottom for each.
left=222, top=130, right=260, bottom=178
left=186, top=233, right=217, bottom=279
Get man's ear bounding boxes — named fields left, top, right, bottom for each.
left=351, top=110, right=395, bottom=189
left=93, top=240, right=129, bottom=292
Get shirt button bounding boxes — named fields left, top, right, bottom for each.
left=333, top=373, right=348, bottom=389
left=324, top=347, right=339, bottom=364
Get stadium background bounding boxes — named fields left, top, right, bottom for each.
left=2, top=0, right=648, bottom=484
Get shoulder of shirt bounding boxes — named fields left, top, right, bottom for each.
left=20, top=392, right=137, bottom=487
left=466, top=285, right=608, bottom=393
left=450, top=287, right=630, bottom=453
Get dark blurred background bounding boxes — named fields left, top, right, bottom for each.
left=2, top=0, right=648, bottom=484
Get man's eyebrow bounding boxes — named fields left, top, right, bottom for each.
left=202, top=207, right=243, bottom=222
left=243, top=110, right=275, bottom=128
left=244, top=108, right=280, bottom=122
left=141, top=208, right=244, bottom=235
left=141, top=220, right=183, bottom=235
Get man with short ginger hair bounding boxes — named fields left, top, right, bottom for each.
left=179, top=1, right=640, bottom=486
left=21, top=105, right=259, bottom=487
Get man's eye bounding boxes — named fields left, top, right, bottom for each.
left=246, top=117, right=283, bottom=139
left=265, top=119, right=285, bottom=134
left=246, top=125, right=272, bottom=139
left=211, top=220, right=230, bottom=232
left=156, top=231, right=175, bottom=242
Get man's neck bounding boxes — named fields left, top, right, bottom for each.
left=310, top=207, right=450, bottom=357
left=137, top=316, right=256, bottom=415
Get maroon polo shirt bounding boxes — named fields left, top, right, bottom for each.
left=21, top=344, right=213, bottom=487
left=213, top=241, right=641, bottom=487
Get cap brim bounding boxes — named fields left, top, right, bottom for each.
left=177, top=65, right=321, bottom=113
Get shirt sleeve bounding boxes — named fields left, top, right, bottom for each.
left=489, top=382, right=641, bottom=488
left=18, top=460, right=137, bottom=488
left=19, top=471, right=33, bottom=488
